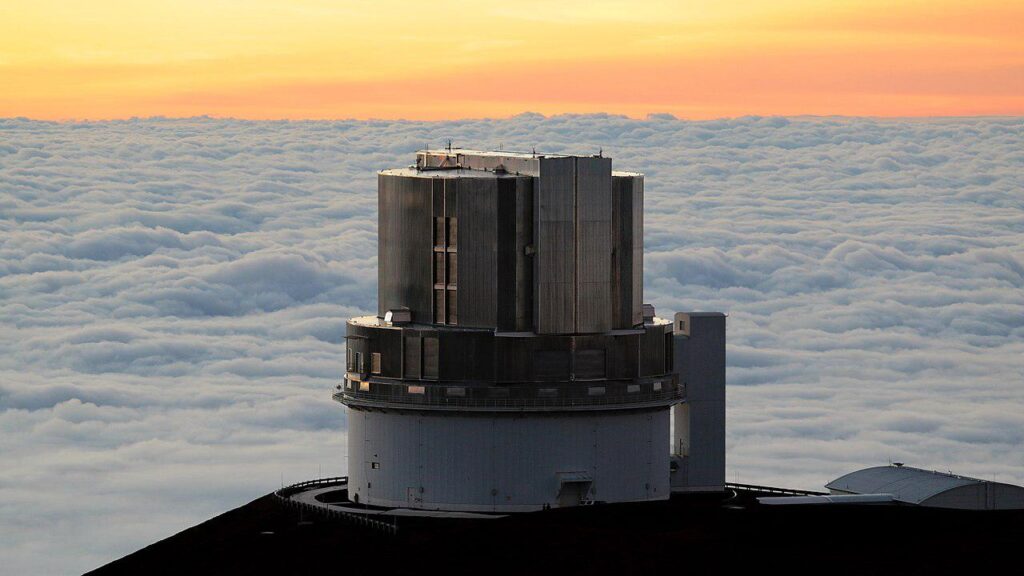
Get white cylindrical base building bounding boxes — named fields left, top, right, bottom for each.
left=347, top=407, right=670, bottom=512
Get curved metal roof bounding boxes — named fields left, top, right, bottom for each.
left=826, top=465, right=983, bottom=504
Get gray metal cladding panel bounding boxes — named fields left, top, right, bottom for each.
left=352, top=325, right=662, bottom=384
left=496, top=179, right=518, bottom=331
left=456, top=178, right=498, bottom=328
left=575, top=157, right=612, bottom=221
left=679, top=314, right=726, bottom=402
left=377, top=174, right=399, bottom=318
left=442, top=180, right=455, bottom=217
left=403, top=335, right=421, bottom=379
left=606, top=334, right=640, bottom=379
left=514, top=178, right=534, bottom=331
left=571, top=334, right=606, bottom=350
left=574, top=349, right=606, bottom=379
left=438, top=330, right=494, bottom=381
left=576, top=281, right=611, bottom=334
left=576, top=221, right=612, bottom=282
left=378, top=174, right=433, bottom=321
left=576, top=222, right=612, bottom=332
left=632, top=248, right=644, bottom=326
left=495, top=333, right=573, bottom=382
left=538, top=157, right=575, bottom=221
left=639, top=324, right=669, bottom=377
left=673, top=313, right=726, bottom=489
left=494, top=335, right=533, bottom=382
left=631, top=176, right=644, bottom=326
left=432, top=179, right=444, bottom=216
left=612, top=176, right=638, bottom=328
left=536, top=157, right=575, bottom=334
left=688, top=399, right=725, bottom=489
left=575, top=157, right=612, bottom=333
left=422, top=336, right=439, bottom=379
left=536, top=217, right=577, bottom=255
left=376, top=328, right=403, bottom=377
left=346, top=408, right=671, bottom=511
left=536, top=215, right=573, bottom=334
left=534, top=350, right=572, bottom=380
left=537, top=281, right=574, bottom=334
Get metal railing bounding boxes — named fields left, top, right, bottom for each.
left=273, top=477, right=399, bottom=536
left=725, top=482, right=828, bottom=497
left=274, top=476, right=347, bottom=498
left=334, top=379, right=682, bottom=411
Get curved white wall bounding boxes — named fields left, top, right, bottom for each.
left=348, top=408, right=670, bottom=512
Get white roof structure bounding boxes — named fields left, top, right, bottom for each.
left=826, top=465, right=1024, bottom=510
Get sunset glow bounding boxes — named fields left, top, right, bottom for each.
left=1, top=0, right=1021, bottom=120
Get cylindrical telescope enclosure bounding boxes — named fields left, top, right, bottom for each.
left=377, top=159, right=643, bottom=334
left=341, top=150, right=679, bottom=512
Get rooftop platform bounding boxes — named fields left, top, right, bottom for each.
left=379, top=167, right=527, bottom=178
left=412, top=148, right=644, bottom=180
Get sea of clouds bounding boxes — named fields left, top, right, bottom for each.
left=2, top=114, right=1022, bottom=573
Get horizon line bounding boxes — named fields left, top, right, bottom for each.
left=5, top=112, right=1023, bottom=125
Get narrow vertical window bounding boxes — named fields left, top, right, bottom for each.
left=404, top=336, right=421, bottom=379
left=447, top=217, right=458, bottom=247
left=447, top=289, right=458, bottom=325
left=433, top=216, right=449, bottom=325
left=434, top=217, right=445, bottom=247
left=434, top=289, right=445, bottom=324
left=423, top=337, right=439, bottom=379
left=434, top=252, right=445, bottom=286
left=447, top=252, right=458, bottom=287
left=371, top=352, right=381, bottom=374
left=665, top=332, right=674, bottom=373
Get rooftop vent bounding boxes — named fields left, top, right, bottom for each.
left=384, top=307, right=412, bottom=325
left=642, top=304, right=656, bottom=323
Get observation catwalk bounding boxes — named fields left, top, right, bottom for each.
left=336, top=149, right=725, bottom=512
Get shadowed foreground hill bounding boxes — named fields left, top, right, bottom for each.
left=88, top=489, right=1023, bottom=575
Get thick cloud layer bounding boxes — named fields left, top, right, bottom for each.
left=2, top=115, right=1022, bottom=573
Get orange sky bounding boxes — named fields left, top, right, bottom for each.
left=1, top=0, right=1021, bottom=120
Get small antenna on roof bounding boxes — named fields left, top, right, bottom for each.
left=446, top=139, right=452, bottom=152
left=599, top=147, right=603, bottom=157
left=532, top=147, right=536, bottom=157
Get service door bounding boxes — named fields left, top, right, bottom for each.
left=407, top=487, right=422, bottom=508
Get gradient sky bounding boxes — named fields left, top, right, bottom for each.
left=1, top=0, right=1021, bottom=120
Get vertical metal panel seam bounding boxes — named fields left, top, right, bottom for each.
left=573, top=157, right=578, bottom=333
